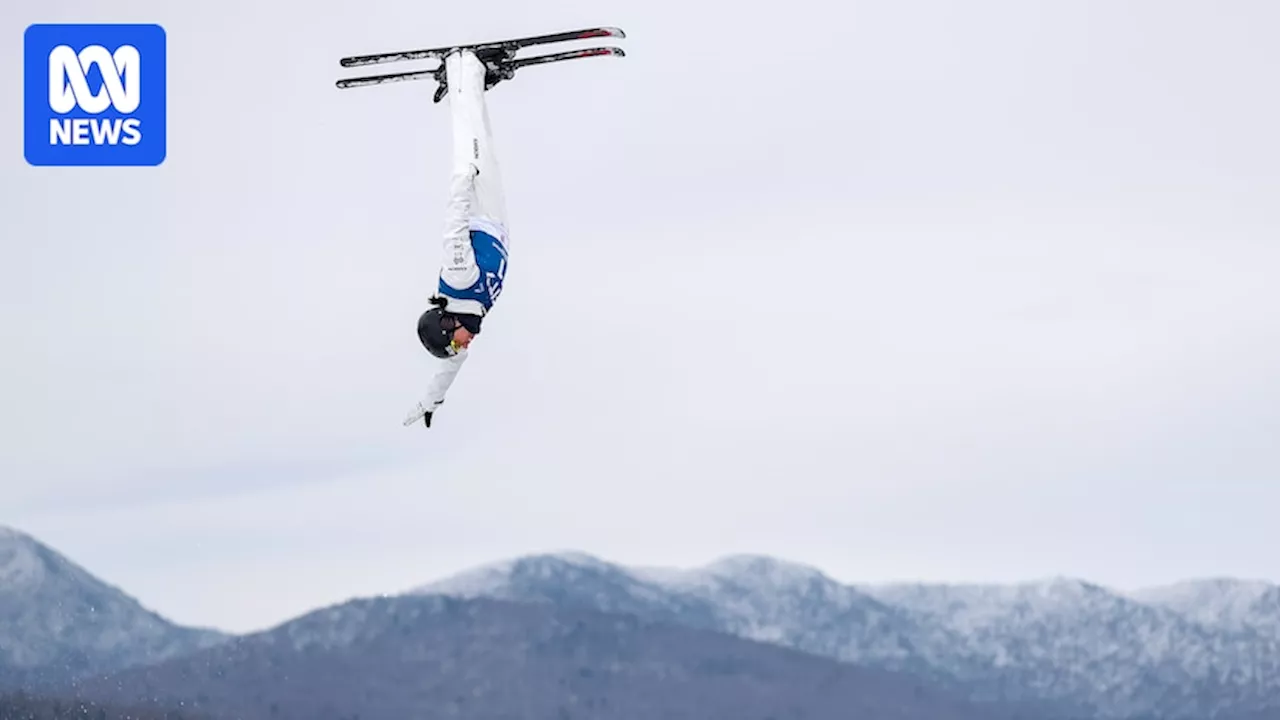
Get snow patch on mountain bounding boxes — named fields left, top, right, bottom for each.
left=0, top=525, right=229, bottom=676
left=1130, top=578, right=1280, bottom=637
left=414, top=552, right=1280, bottom=719
left=423, top=552, right=966, bottom=680
left=645, top=554, right=935, bottom=662
left=414, top=552, right=621, bottom=598
left=413, top=552, right=723, bottom=630
left=0, top=527, right=46, bottom=589
left=859, top=577, right=1280, bottom=717
left=415, top=558, right=519, bottom=598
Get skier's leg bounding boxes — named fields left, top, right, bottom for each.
left=445, top=49, right=509, bottom=248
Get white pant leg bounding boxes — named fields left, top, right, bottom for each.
left=446, top=50, right=509, bottom=245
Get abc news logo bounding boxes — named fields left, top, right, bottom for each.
left=24, top=24, right=167, bottom=166
left=48, top=44, right=143, bottom=146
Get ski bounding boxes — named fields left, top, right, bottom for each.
left=507, top=46, right=625, bottom=71
left=338, top=26, right=625, bottom=68
left=335, top=46, right=625, bottom=91
left=336, top=69, right=434, bottom=90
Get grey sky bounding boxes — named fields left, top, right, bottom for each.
left=3, top=0, right=1278, bottom=634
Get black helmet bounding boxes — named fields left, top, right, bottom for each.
left=417, top=306, right=458, bottom=358
left=416, top=297, right=482, bottom=359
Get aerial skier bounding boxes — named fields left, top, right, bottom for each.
left=403, top=49, right=510, bottom=428
left=333, top=27, right=626, bottom=429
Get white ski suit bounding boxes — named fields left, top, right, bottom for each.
left=413, top=50, right=511, bottom=420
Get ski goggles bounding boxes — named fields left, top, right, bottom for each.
left=441, top=316, right=466, bottom=354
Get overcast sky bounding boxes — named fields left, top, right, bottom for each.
left=3, top=0, right=1278, bottom=634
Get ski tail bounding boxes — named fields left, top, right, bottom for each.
left=336, top=69, right=435, bottom=90
left=338, top=26, right=625, bottom=68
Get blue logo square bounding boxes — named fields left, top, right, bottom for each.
left=24, top=23, right=167, bottom=167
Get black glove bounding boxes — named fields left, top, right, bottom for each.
left=422, top=411, right=433, bottom=428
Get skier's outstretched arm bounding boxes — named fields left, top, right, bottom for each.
left=406, top=349, right=468, bottom=427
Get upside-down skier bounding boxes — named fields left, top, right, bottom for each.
left=403, top=49, right=512, bottom=428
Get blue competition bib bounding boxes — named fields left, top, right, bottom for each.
left=437, top=226, right=508, bottom=311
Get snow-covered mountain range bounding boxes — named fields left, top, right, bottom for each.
left=4, top=525, right=1280, bottom=719
left=67, top=594, right=1023, bottom=720
left=412, top=552, right=1280, bottom=720
left=0, top=526, right=228, bottom=686
left=1132, top=578, right=1280, bottom=638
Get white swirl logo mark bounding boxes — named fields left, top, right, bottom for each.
left=48, top=44, right=140, bottom=114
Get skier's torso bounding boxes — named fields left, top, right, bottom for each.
left=438, top=215, right=509, bottom=316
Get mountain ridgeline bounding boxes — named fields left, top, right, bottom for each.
left=63, top=594, right=1035, bottom=720
left=3, top=527, right=1280, bottom=720
left=412, top=553, right=1280, bottom=720
left=0, top=527, right=228, bottom=691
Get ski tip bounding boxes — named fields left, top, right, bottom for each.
left=578, top=46, right=625, bottom=59
left=583, top=46, right=626, bottom=58
left=586, top=26, right=626, bottom=39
